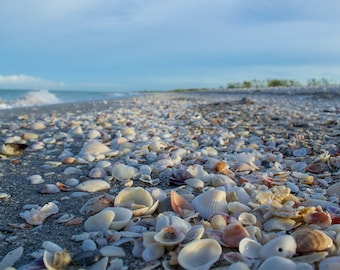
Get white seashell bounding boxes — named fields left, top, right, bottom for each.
left=31, top=121, right=46, bottom=130
left=79, top=140, right=111, bottom=157
left=327, top=182, right=340, bottom=197
left=43, top=249, right=71, bottom=270
left=63, top=167, right=82, bottom=175
left=142, top=243, right=165, bottom=262
left=228, top=201, right=251, bottom=213
left=319, top=256, right=340, bottom=270
left=65, top=178, right=79, bottom=187
left=183, top=225, right=205, bottom=243
left=178, top=239, right=222, bottom=270
left=139, top=165, right=152, bottom=175
left=239, top=237, right=262, bottom=259
left=27, top=174, right=45, bottom=184
left=258, top=256, right=297, bottom=270
left=111, top=163, right=137, bottom=181
left=76, top=180, right=110, bottom=192
left=211, top=174, right=236, bottom=187
left=263, top=217, right=295, bottom=232
left=0, top=246, right=24, bottom=269
left=68, top=126, right=84, bottom=137
left=20, top=202, right=59, bottom=225
left=238, top=212, right=257, bottom=226
left=39, top=184, right=60, bottom=194
left=106, top=207, right=133, bottom=230
left=259, top=235, right=297, bottom=259
left=81, top=239, right=97, bottom=251
left=229, top=262, right=251, bottom=270
left=89, top=166, right=107, bottom=178
left=87, top=129, right=101, bottom=140
left=84, top=209, right=115, bottom=232
left=99, top=246, right=126, bottom=257
left=185, top=178, right=205, bottom=190
left=154, top=226, right=186, bottom=246
left=191, top=189, right=228, bottom=219
left=87, top=257, right=109, bottom=270
left=235, top=152, right=256, bottom=164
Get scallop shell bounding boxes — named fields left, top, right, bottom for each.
left=191, top=189, right=228, bottom=219
left=20, top=202, right=59, bottom=225
left=258, top=256, right=297, bottom=270
left=221, top=222, right=250, bottom=247
left=177, top=239, right=222, bottom=270
left=154, top=226, right=186, bottom=246
left=259, top=235, right=296, bottom=259
left=291, top=228, right=333, bottom=253
left=239, top=237, right=262, bottom=259
left=263, top=217, right=295, bottom=232
left=114, top=187, right=158, bottom=216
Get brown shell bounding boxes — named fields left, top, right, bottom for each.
left=292, top=228, right=333, bottom=253
left=221, top=222, right=249, bottom=247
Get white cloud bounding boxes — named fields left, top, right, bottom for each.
left=0, top=74, right=66, bottom=89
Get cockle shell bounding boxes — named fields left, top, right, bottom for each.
left=259, top=235, right=296, bottom=259
left=263, top=217, right=296, bottom=232
left=191, top=189, right=228, bottom=219
left=292, top=228, right=333, bottom=253
left=20, top=202, right=59, bottom=225
left=154, top=226, right=186, bottom=246
left=221, top=222, right=250, bottom=247
left=177, top=239, right=222, bottom=270
left=114, top=187, right=158, bottom=216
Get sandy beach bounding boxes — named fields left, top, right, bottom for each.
left=0, top=88, right=339, bottom=269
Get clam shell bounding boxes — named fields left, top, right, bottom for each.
left=258, top=256, right=297, bottom=270
left=43, top=249, right=71, bottom=270
left=177, top=239, right=222, bottom=270
left=259, top=235, right=296, bottom=259
left=39, top=184, right=60, bottom=194
left=76, top=180, right=110, bottom=193
left=191, top=189, right=228, bottom=219
left=111, top=163, right=137, bottom=181
left=221, top=222, right=250, bottom=247
left=239, top=237, right=262, bottom=259
left=79, top=140, right=111, bottom=157
left=292, top=228, right=333, bottom=253
left=106, top=207, right=133, bottom=230
left=228, top=201, right=251, bottom=213
left=263, top=217, right=295, bottom=232
left=84, top=209, right=115, bottom=232
left=154, top=226, right=186, bottom=246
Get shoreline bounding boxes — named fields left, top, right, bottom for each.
left=0, top=90, right=339, bottom=269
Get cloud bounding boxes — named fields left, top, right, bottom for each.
left=0, top=74, right=66, bottom=89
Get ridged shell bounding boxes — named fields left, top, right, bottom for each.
left=259, top=235, right=296, bottom=259
left=263, top=217, right=295, bottom=232
left=177, top=239, right=222, bottom=270
left=292, top=228, right=333, bottom=253
left=191, top=189, right=228, bottom=219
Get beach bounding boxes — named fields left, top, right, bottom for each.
left=0, top=88, right=339, bottom=269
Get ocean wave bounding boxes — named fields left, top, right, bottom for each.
left=0, top=89, right=61, bottom=109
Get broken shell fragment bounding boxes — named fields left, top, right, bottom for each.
left=20, top=202, right=59, bottom=225
left=178, top=239, right=222, bottom=270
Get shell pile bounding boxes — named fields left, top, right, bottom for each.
left=0, top=89, right=339, bottom=269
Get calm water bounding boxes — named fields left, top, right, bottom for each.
left=0, top=89, right=138, bottom=109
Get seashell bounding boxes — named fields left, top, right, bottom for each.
left=327, top=182, right=340, bottom=197
left=1, top=143, right=28, bottom=156
left=68, top=126, right=84, bottom=137
left=183, top=225, right=205, bottom=243
left=84, top=209, right=115, bottom=232
left=221, top=222, right=250, bottom=247
left=111, top=163, right=137, bottom=181
left=27, top=174, right=45, bottom=184
left=142, top=243, right=165, bottom=262
left=87, top=129, right=101, bottom=140
left=238, top=212, right=257, bottom=226
left=211, top=174, right=236, bottom=187
left=214, top=161, right=233, bottom=175
left=89, top=166, right=107, bottom=179
left=76, top=180, right=110, bottom=193
left=227, top=201, right=251, bottom=213
left=0, top=246, right=24, bottom=269
left=177, top=239, right=222, bottom=270
left=79, top=140, right=111, bottom=157
left=81, top=239, right=97, bottom=251
left=72, top=250, right=102, bottom=266
left=185, top=178, right=205, bottom=190
left=329, top=156, right=340, bottom=168
left=263, top=217, right=295, bottom=232
left=99, top=246, right=126, bottom=257
left=229, top=262, right=251, bottom=270
left=303, top=211, right=332, bottom=228
left=291, top=251, right=328, bottom=264
left=114, top=187, right=158, bottom=216
left=227, top=186, right=252, bottom=204
left=305, top=162, right=327, bottom=174
left=319, top=256, right=340, bottom=270
left=290, top=161, right=307, bottom=172
left=154, top=226, right=186, bottom=246
left=80, top=194, right=114, bottom=215
left=31, top=121, right=46, bottom=130
left=259, top=235, right=296, bottom=259
left=291, top=171, right=314, bottom=185
left=43, top=249, right=71, bottom=270
left=239, top=237, right=262, bottom=259
left=39, top=184, right=60, bottom=194
left=235, top=152, right=256, bottom=164
left=258, top=256, right=297, bottom=270
left=191, top=189, right=228, bottom=219
left=170, top=190, right=195, bottom=218
left=20, top=202, right=59, bottom=225
left=210, top=214, right=227, bottom=230
left=87, top=257, right=109, bottom=270
left=106, top=207, right=133, bottom=230
left=292, top=228, right=333, bottom=253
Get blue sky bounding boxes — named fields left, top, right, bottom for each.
left=1, top=0, right=340, bottom=91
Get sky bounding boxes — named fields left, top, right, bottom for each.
left=1, top=0, right=340, bottom=92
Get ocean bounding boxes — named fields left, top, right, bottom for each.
left=0, top=89, right=138, bottom=109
